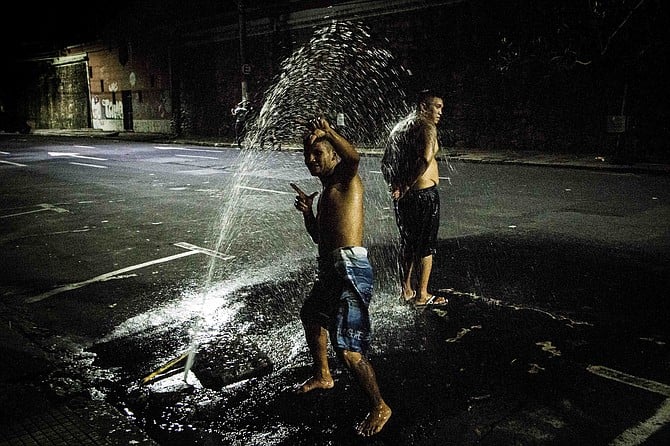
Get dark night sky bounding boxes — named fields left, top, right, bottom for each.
left=2, top=3, right=135, bottom=60
left=2, top=0, right=357, bottom=60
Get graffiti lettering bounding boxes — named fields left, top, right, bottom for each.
left=102, top=98, right=124, bottom=119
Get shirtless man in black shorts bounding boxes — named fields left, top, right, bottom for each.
left=382, top=90, right=446, bottom=307
left=290, top=117, right=392, bottom=436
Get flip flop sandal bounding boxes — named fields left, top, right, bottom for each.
left=414, top=295, right=448, bottom=308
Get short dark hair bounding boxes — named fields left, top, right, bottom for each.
left=302, top=134, right=328, bottom=151
left=416, top=89, right=442, bottom=107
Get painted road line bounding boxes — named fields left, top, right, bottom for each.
left=25, top=250, right=199, bottom=304
left=0, top=160, right=27, bottom=167
left=588, top=365, right=670, bottom=397
left=69, top=162, right=108, bottom=169
left=48, top=152, right=107, bottom=161
left=173, top=242, right=235, bottom=260
left=588, top=365, right=670, bottom=446
left=0, top=151, right=10, bottom=154
left=73, top=145, right=96, bottom=149
left=175, top=154, right=219, bottom=160
left=609, top=397, right=670, bottom=446
left=156, top=146, right=222, bottom=153
left=236, top=185, right=293, bottom=195
left=0, top=203, right=69, bottom=219
left=25, top=242, right=234, bottom=304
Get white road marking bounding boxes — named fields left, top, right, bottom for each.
left=45, top=228, right=91, bottom=235
left=175, top=154, right=219, bottom=160
left=68, top=162, right=107, bottom=169
left=177, top=169, right=221, bottom=175
left=173, top=242, right=235, bottom=260
left=25, top=242, right=234, bottom=303
left=48, top=152, right=107, bottom=161
left=236, top=185, right=293, bottom=194
left=587, top=365, right=670, bottom=445
left=610, top=398, right=670, bottom=445
left=588, top=365, right=670, bottom=397
left=25, top=251, right=198, bottom=303
left=156, top=146, right=222, bottom=153
left=0, top=160, right=26, bottom=167
left=0, top=203, right=69, bottom=219
left=73, top=145, right=95, bottom=149
left=0, top=151, right=10, bottom=154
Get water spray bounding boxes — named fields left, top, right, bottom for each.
left=180, top=20, right=412, bottom=383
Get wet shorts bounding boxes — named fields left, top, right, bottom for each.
left=394, top=185, right=440, bottom=258
left=300, top=246, right=373, bottom=354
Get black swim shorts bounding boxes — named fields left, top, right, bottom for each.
left=394, top=185, right=440, bottom=258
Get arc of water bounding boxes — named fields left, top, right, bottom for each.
left=182, top=20, right=413, bottom=383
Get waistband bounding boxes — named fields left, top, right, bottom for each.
left=322, top=246, right=368, bottom=262
left=408, top=184, right=437, bottom=194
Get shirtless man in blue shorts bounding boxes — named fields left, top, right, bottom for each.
left=290, top=117, right=391, bottom=437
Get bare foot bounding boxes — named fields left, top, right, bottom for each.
left=355, top=402, right=392, bottom=436
left=294, top=376, right=334, bottom=394
left=402, top=290, right=416, bottom=302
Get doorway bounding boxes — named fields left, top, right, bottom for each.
left=122, top=90, right=133, bottom=131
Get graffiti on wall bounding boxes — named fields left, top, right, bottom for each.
left=91, top=95, right=124, bottom=120
left=91, top=96, right=101, bottom=119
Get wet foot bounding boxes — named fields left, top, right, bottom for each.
left=355, top=402, right=392, bottom=436
left=402, top=290, right=416, bottom=303
left=294, top=376, right=334, bottom=394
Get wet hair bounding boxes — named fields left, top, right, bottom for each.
left=302, top=134, right=330, bottom=151
left=415, top=89, right=442, bottom=108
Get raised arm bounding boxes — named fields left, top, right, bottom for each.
left=309, top=117, right=360, bottom=172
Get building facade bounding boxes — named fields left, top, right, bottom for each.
left=7, top=0, right=668, bottom=159
left=18, top=0, right=466, bottom=139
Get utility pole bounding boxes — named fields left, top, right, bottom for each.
left=237, top=0, right=249, bottom=102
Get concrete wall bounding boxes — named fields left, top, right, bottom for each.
left=87, top=40, right=172, bottom=133
left=15, top=59, right=90, bottom=130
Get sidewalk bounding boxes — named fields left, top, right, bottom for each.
left=443, top=147, right=670, bottom=175
left=0, top=303, right=158, bottom=445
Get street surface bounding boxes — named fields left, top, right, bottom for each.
left=1, top=134, right=669, bottom=445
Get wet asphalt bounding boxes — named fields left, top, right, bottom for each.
left=1, top=131, right=669, bottom=445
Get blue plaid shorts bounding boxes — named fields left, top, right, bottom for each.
left=300, top=246, right=374, bottom=354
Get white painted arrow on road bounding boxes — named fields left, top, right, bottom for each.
left=48, top=152, right=107, bottom=161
